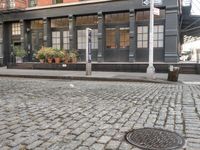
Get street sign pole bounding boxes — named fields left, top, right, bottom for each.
left=146, top=0, right=155, bottom=78
left=86, top=28, right=92, bottom=76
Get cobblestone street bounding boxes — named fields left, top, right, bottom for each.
left=0, top=77, right=200, bottom=150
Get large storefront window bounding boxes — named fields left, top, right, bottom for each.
left=12, top=23, right=21, bottom=35
left=51, top=18, right=69, bottom=50
left=76, top=15, right=98, bottom=61
left=77, top=29, right=98, bottom=50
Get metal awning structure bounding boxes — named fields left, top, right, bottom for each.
left=181, top=0, right=200, bottom=41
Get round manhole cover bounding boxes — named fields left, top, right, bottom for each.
left=126, top=128, right=185, bottom=150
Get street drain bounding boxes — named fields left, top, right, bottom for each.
left=125, top=128, right=185, bottom=150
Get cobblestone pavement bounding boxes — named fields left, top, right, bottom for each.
left=0, top=77, right=200, bottom=150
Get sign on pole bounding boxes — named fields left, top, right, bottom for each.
left=142, top=0, right=162, bottom=6
left=86, top=28, right=92, bottom=76
left=153, top=7, right=160, bottom=16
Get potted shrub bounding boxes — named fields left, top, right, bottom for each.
left=54, top=49, right=65, bottom=64
left=68, top=49, right=79, bottom=63
left=46, top=47, right=55, bottom=64
left=36, top=48, right=46, bottom=63
left=14, top=46, right=26, bottom=63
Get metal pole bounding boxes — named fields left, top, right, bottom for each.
left=146, top=0, right=155, bottom=78
left=86, top=28, right=92, bottom=76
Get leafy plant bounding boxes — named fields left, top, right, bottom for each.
left=14, top=46, right=26, bottom=57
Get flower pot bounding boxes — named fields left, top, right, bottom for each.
left=47, top=58, right=53, bottom=64
left=40, top=59, right=45, bottom=63
left=55, top=57, right=61, bottom=64
left=16, top=57, right=23, bottom=63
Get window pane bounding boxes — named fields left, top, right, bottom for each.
left=31, top=20, right=43, bottom=29
left=138, top=34, right=142, bottom=40
left=52, top=31, right=60, bottom=49
left=143, top=41, right=148, bottom=48
left=158, top=41, right=163, bottom=47
left=63, top=31, right=70, bottom=50
left=158, top=33, right=163, bottom=40
left=154, top=41, right=157, bottom=47
left=105, top=12, right=129, bottom=24
left=143, top=34, right=148, bottom=40
left=12, top=23, right=21, bottom=35
left=120, top=28, right=129, bottom=48
left=137, top=41, right=142, bottom=48
left=51, top=18, right=68, bottom=28
left=106, top=28, right=116, bottom=48
left=76, top=15, right=98, bottom=26
left=77, top=30, right=86, bottom=49
left=137, top=27, right=143, bottom=33
left=136, top=10, right=165, bottom=21
left=143, top=27, right=148, bottom=33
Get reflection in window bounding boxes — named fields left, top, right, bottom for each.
left=106, top=28, right=116, bottom=49
left=154, top=25, right=164, bottom=48
left=120, top=28, right=129, bottom=48
left=52, top=31, right=61, bottom=49
left=51, top=18, right=68, bottom=28
left=29, top=0, right=37, bottom=7
left=53, top=0, right=63, bottom=4
left=12, top=23, right=21, bottom=35
left=136, top=10, right=165, bottom=21
left=63, top=31, right=70, bottom=50
left=105, top=13, right=129, bottom=24
left=76, top=15, right=98, bottom=26
left=9, top=0, right=15, bottom=8
left=77, top=29, right=98, bottom=49
left=31, top=20, right=43, bottom=30
left=137, top=26, right=148, bottom=48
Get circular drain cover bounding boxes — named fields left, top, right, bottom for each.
left=126, top=128, right=185, bottom=150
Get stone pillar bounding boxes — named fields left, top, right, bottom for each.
left=0, top=22, right=3, bottom=65
left=43, top=17, right=51, bottom=47
left=129, top=9, right=136, bottom=62
left=97, top=12, right=104, bottom=62
left=164, top=7, right=179, bottom=62
left=69, top=15, right=76, bottom=50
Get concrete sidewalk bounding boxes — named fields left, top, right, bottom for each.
left=0, top=67, right=200, bottom=84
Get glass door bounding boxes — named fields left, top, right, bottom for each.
left=105, top=27, right=129, bottom=62
left=31, top=30, right=43, bottom=61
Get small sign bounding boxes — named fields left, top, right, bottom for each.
left=142, top=0, right=163, bottom=6
left=154, top=7, right=160, bottom=16
left=143, top=0, right=150, bottom=6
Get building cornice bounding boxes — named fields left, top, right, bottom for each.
left=25, top=0, right=114, bottom=11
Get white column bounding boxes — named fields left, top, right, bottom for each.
left=146, top=0, right=155, bottom=78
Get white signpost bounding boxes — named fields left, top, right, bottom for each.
left=86, top=28, right=92, bottom=76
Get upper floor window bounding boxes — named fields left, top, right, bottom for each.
left=76, top=15, right=98, bottom=26
left=31, top=20, right=43, bottom=30
left=29, top=0, right=37, bottom=7
left=8, top=0, right=15, bottom=9
left=105, top=12, right=129, bottom=24
left=53, top=0, right=63, bottom=4
left=51, top=18, right=69, bottom=28
left=136, top=10, right=165, bottom=21
left=12, top=23, right=21, bottom=35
